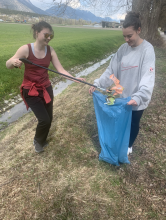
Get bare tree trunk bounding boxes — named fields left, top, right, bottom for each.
left=159, top=0, right=166, bottom=31
left=132, top=0, right=162, bottom=45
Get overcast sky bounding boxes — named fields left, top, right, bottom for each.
left=30, top=0, right=126, bottom=20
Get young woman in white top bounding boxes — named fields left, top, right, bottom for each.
left=89, top=12, right=155, bottom=155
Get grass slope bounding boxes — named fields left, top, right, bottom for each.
left=0, top=47, right=166, bottom=219
left=0, top=23, right=124, bottom=104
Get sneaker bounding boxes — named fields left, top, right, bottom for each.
left=33, top=139, right=44, bottom=153
left=42, top=141, right=48, bottom=148
left=127, top=147, right=132, bottom=155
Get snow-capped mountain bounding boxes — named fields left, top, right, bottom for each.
left=45, top=5, right=115, bottom=23
left=0, top=0, right=116, bottom=22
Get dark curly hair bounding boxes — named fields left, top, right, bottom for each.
left=31, top=21, right=54, bottom=39
left=123, top=12, right=141, bottom=31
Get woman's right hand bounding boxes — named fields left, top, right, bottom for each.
left=6, top=45, right=28, bottom=69
left=12, top=58, right=23, bottom=68
left=89, top=86, right=96, bottom=95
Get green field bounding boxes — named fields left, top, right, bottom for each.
left=0, top=23, right=124, bottom=104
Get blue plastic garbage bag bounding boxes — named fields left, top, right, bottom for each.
left=92, top=91, right=132, bottom=166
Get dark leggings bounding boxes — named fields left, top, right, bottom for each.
left=129, top=110, right=144, bottom=148
left=23, top=85, right=54, bottom=145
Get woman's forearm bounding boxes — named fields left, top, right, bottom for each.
left=57, top=68, right=75, bottom=80
left=6, top=58, right=15, bottom=69
left=61, top=69, right=74, bottom=78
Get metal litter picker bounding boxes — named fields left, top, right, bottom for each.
left=19, top=58, right=112, bottom=93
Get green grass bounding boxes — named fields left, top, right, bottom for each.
left=0, top=23, right=124, bottom=104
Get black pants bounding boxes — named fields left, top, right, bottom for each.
left=129, top=110, right=144, bottom=148
left=23, top=85, right=54, bottom=145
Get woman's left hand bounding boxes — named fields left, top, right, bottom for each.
left=127, top=99, right=138, bottom=106
left=76, top=78, right=86, bottom=83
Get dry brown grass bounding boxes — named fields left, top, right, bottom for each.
left=0, top=48, right=166, bottom=219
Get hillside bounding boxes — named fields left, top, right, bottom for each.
left=0, top=0, right=116, bottom=23
left=46, top=4, right=115, bottom=23
left=0, top=0, right=47, bottom=15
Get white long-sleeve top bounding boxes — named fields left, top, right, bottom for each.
left=94, top=40, right=155, bottom=111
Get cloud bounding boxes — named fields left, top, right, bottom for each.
left=111, top=13, right=126, bottom=21
left=68, top=0, right=81, bottom=9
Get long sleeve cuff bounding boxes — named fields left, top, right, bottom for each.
left=131, top=96, right=141, bottom=106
